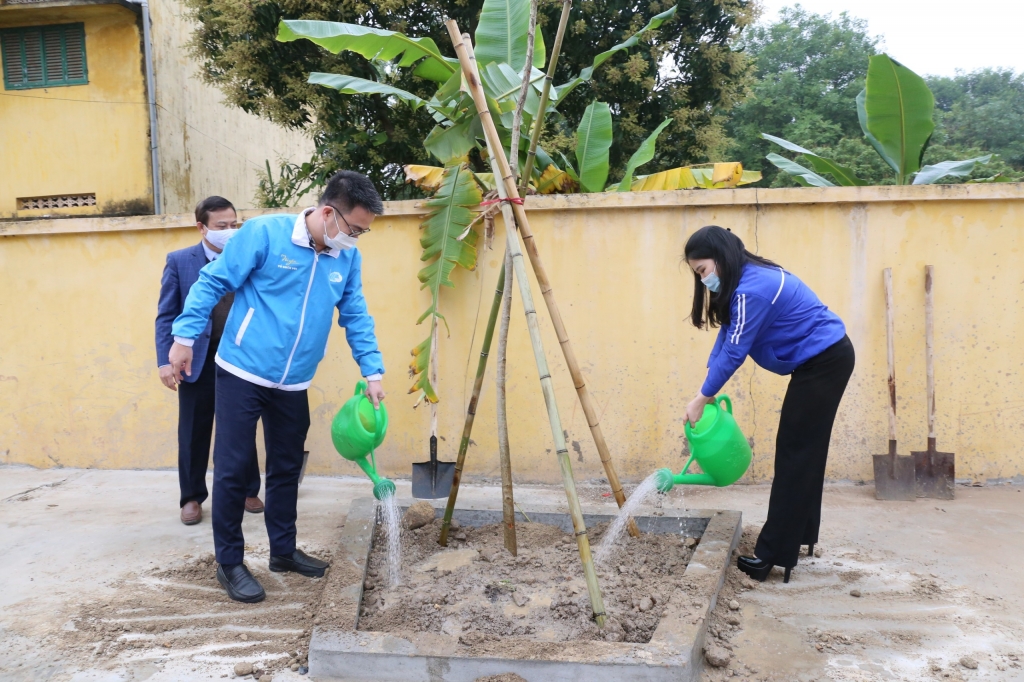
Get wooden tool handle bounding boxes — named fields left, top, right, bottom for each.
left=883, top=269, right=897, bottom=443
left=925, top=265, right=936, bottom=440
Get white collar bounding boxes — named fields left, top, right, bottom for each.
left=292, top=208, right=341, bottom=259
left=201, top=240, right=220, bottom=262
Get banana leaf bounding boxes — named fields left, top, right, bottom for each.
left=575, top=101, right=613, bottom=193
left=410, top=164, right=483, bottom=402
left=913, top=155, right=992, bottom=185
left=617, top=118, right=672, bottom=191
left=609, top=163, right=761, bottom=191
left=424, top=119, right=481, bottom=164
left=968, top=173, right=1017, bottom=183
left=308, top=73, right=429, bottom=110
left=535, top=165, right=576, bottom=194
left=404, top=165, right=446, bottom=191
left=864, top=55, right=935, bottom=184
left=761, top=134, right=867, bottom=186
left=474, top=0, right=546, bottom=72
left=856, top=90, right=898, bottom=174
left=764, top=154, right=835, bottom=187
left=278, top=21, right=456, bottom=83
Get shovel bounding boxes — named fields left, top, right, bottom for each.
left=412, top=433, right=455, bottom=499
left=872, top=268, right=916, bottom=501
left=911, top=265, right=955, bottom=500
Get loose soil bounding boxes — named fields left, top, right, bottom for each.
left=354, top=516, right=696, bottom=652
left=48, top=544, right=332, bottom=680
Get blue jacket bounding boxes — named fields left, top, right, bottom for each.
left=171, top=212, right=384, bottom=391
left=156, top=242, right=215, bottom=383
left=702, top=263, right=846, bottom=397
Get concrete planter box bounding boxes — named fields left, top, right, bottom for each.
left=310, top=498, right=741, bottom=681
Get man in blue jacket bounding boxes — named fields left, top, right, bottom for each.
left=156, top=196, right=263, bottom=526
left=167, top=171, right=386, bottom=603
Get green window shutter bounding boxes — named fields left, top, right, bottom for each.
left=1, top=23, right=88, bottom=90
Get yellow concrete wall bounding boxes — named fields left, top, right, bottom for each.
left=0, top=4, right=153, bottom=219
left=1, top=184, right=1023, bottom=486
left=147, top=0, right=315, bottom=213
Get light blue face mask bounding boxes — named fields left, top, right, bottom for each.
left=701, top=269, right=721, bottom=293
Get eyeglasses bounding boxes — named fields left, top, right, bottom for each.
left=328, top=204, right=371, bottom=237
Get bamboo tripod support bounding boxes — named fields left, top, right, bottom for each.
left=446, top=22, right=606, bottom=627
left=450, top=19, right=637, bottom=538
left=439, top=259, right=508, bottom=547
left=519, top=0, right=572, bottom=191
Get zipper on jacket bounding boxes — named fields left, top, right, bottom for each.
left=280, top=251, right=318, bottom=386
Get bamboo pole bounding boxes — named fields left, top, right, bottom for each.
left=446, top=22, right=606, bottom=627
left=439, top=258, right=508, bottom=547
left=496, top=249, right=517, bottom=554
left=452, top=17, right=638, bottom=538
left=520, top=0, right=573, bottom=191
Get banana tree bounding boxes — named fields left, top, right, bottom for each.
left=763, top=54, right=992, bottom=186
left=278, top=0, right=680, bottom=403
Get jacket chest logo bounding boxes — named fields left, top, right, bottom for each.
left=278, top=254, right=300, bottom=271
left=329, top=271, right=343, bottom=283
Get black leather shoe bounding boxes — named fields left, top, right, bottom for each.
left=216, top=563, right=266, bottom=603
left=269, top=549, right=330, bottom=578
left=737, top=555, right=792, bottom=583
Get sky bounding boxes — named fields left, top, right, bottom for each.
left=757, top=0, right=1024, bottom=77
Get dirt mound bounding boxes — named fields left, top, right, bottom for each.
left=357, top=518, right=695, bottom=649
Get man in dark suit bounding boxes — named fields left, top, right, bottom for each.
left=156, top=196, right=263, bottom=525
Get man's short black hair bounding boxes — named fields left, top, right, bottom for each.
left=195, top=196, right=236, bottom=226
left=319, top=170, right=384, bottom=216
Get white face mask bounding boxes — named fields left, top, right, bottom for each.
left=204, top=227, right=238, bottom=251
left=324, top=211, right=357, bottom=251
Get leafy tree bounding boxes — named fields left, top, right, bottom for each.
left=727, top=7, right=1022, bottom=185
left=541, top=0, right=756, bottom=179
left=929, top=69, right=1024, bottom=171
left=183, top=0, right=756, bottom=200
left=725, top=6, right=880, bottom=185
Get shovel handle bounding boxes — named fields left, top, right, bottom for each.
left=883, top=269, right=897, bottom=443
left=925, top=265, right=936, bottom=440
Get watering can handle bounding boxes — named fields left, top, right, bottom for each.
left=353, top=379, right=386, bottom=443
left=717, top=394, right=732, bottom=414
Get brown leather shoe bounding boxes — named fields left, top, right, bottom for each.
left=244, top=496, right=264, bottom=514
left=180, top=501, right=202, bottom=525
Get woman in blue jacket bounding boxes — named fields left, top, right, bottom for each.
left=684, top=225, right=854, bottom=583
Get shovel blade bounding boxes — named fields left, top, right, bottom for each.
left=911, top=449, right=955, bottom=500
left=871, top=454, right=917, bottom=501
left=411, top=460, right=456, bottom=499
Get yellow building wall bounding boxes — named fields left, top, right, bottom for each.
left=1, top=185, right=1023, bottom=486
left=0, top=4, right=153, bottom=219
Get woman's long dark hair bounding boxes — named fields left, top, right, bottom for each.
left=684, top=225, right=782, bottom=330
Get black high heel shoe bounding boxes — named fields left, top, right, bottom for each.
left=737, top=555, right=792, bottom=583
left=807, top=543, right=814, bottom=557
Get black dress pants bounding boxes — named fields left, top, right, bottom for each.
left=211, top=368, right=310, bottom=566
left=754, top=335, right=855, bottom=568
left=177, top=358, right=260, bottom=507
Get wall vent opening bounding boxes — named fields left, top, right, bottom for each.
left=18, top=193, right=97, bottom=210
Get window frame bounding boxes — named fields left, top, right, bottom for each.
left=1, top=22, right=89, bottom=91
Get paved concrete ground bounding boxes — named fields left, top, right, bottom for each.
left=1, top=466, right=1022, bottom=681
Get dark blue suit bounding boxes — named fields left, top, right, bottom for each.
left=156, top=242, right=259, bottom=507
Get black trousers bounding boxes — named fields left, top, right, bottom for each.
left=212, top=367, right=310, bottom=566
left=177, top=358, right=260, bottom=508
left=754, top=335, right=855, bottom=568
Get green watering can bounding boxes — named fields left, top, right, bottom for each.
left=331, top=380, right=395, bottom=500
left=655, top=394, right=751, bottom=492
